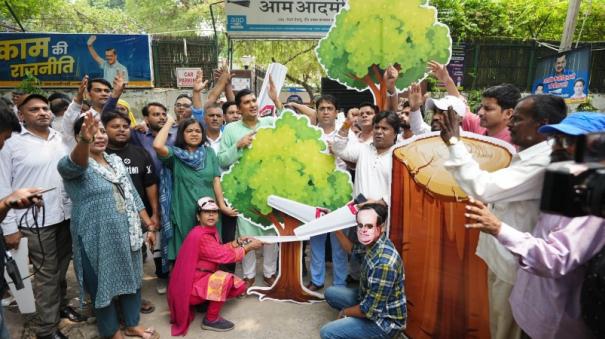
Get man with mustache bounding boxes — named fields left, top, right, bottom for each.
left=464, top=112, right=605, bottom=338
left=63, top=76, right=115, bottom=148
left=439, top=94, right=567, bottom=339
left=0, top=94, right=85, bottom=339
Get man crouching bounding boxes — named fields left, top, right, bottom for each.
left=321, top=203, right=407, bottom=339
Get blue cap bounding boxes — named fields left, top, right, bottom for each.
left=538, top=112, right=605, bottom=136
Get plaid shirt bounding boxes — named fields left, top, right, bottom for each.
left=352, top=234, right=407, bottom=332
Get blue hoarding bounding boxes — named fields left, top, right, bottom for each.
left=0, top=32, right=153, bottom=88
left=531, top=47, right=591, bottom=104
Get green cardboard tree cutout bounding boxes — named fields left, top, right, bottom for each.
left=316, top=0, right=451, bottom=109
left=222, top=111, right=353, bottom=303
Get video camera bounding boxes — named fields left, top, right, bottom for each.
left=540, top=132, right=605, bottom=217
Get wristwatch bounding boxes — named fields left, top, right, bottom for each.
left=447, top=136, right=459, bottom=146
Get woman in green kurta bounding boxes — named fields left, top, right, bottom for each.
left=154, top=115, right=236, bottom=261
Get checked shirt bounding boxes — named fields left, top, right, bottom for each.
left=352, top=234, right=407, bottom=332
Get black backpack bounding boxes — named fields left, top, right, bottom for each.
left=581, top=246, right=605, bottom=337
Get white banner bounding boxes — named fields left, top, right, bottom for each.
left=226, top=0, right=347, bottom=38
left=257, top=63, right=288, bottom=117
left=175, top=67, right=201, bottom=88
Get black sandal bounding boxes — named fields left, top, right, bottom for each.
left=140, top=299, right=155, bottom=314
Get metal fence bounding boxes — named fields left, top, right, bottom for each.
left=152, top=36, right=218, bottom=88
left=462, top=40, right=605, bottom=92
left=148, top=37, right=604, bottom=92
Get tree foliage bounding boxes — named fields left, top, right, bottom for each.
left=316, top=0, right=451, bottom=107
left=233, top=40, right=324, bottom=99
left=1, top=0, right=140, bottom=33
left=222, top=111, right=352, bottom=229
left=431, top=0, right=605, bottom=42
left=124, top=0, right=221, bottom=34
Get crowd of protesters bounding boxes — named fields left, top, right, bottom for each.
left=0, top=57, right=604, bottom=339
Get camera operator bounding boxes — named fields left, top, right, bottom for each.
left=465, top=112, right=605, bottom=339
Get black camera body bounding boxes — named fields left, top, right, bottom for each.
left=540, top=132, right=605, bottom=217
left=5, top=253, right=24, bottom=290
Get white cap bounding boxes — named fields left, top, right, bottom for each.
left=197, top=196, right=219, bottom=211
left=426, top=95, right=466, bottom=118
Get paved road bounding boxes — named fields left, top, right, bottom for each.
left=5, top=253, right=336, bottom=339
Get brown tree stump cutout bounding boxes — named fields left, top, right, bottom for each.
left=248, top=212, right=323, bottom=303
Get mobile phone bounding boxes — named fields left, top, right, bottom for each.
left=33, top=187, right=56, bottom=196
left=7, top=187, right=55, bottom=208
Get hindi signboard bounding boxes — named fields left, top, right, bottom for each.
left=226, top=0, right=347, bottom=38
left=0, top=32, right=153, bottom=88
left=531, top=47, right=591, bottom=104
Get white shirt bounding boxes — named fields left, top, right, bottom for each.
left=0, top=128, right=71, bottom=234
left=409, top=108, right=431, bottom=135
left=62, top=100, right=100, bottom=149
left=332, top=133, right=394, bottom=205
left=320, top=123, right=347, bottom=171
left=207, top=131, right=222, bottom=155
left=206, top=131, right=225, bottom=174
left=444, top=140, right=552, bottom=284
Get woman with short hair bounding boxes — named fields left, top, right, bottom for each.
left=153, top=115, right=236, bottom=263
left=58, top=112, right=158, bottom=339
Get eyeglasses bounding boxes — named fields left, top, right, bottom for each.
left=175, top=103, right=192, bottom=109
left=356, top=223, right=375, bottom=230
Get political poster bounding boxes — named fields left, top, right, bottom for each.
left=226, top=0, right=347, bottom=38
left=0, top=32, right=153, bottom=88
left=441, top=42, right=465, bottom=89
left=531, top=47, right=591, bottom=104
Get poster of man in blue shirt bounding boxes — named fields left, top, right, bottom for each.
left=87, top=35, right=129, bottom=84
left=531, top=47, right=591, bottom=104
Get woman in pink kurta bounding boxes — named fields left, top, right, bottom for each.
left=168, top=197, right=263, bottom=335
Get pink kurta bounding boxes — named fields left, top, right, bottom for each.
left=462, top=110, right=512, bottom=144
left=168, top=225, right=245, bottom=336
left=192, top=227, right=246, bottom=301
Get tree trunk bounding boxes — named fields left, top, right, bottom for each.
left=248, top=212, right=323, bottom=303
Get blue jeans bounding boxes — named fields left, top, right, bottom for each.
left=310, top=232, right=348, bottom=286
left=0, top=306, right=10, bottom=339
left=321, top=286, right=393, bottom=339
left=81, top=248, right=141, bottom=337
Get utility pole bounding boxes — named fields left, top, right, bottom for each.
left=559, top=0, right=582, bottom=52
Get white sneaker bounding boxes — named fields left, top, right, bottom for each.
left=156, top=279, right=167, bottom=295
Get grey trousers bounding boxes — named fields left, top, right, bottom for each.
left=21, top=220, right=72, bottom=336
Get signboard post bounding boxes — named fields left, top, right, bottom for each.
left=226, top=0, right=347, bottom=38
left=0, top=32, right=153, bottom=88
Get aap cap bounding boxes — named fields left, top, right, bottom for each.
left=538, top=112, right=605, bottom=136
left=425, top=95, right=466, bottom=118
left=197, top=196, right=219, bottom=211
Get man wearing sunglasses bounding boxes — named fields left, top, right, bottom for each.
left=320, top=203, right=406, bottom=339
